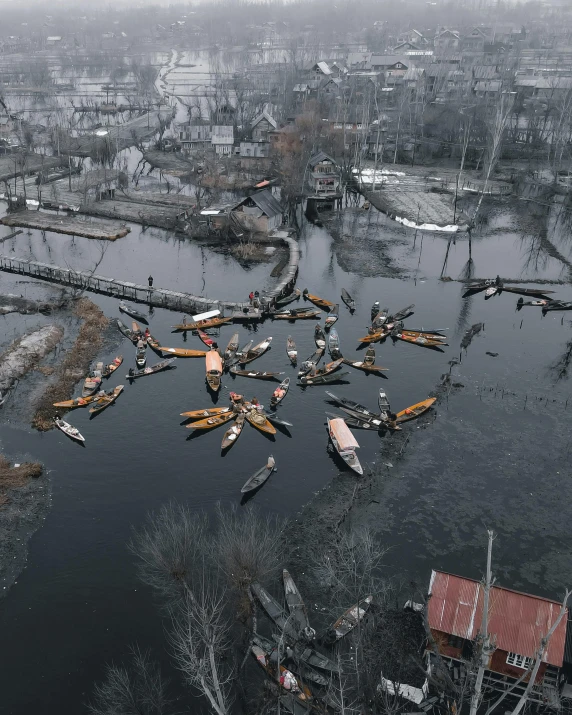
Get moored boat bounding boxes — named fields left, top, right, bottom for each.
left=126, top=357, right=176, bottom=379
left=327, top=417, right=363, bottom=475
left=330, top=596, right=373, bottom=640
left=235, top=339, right=253, bottom=363
left=299, top=369, right=349, bottom=386
left=240, top=337, right=272, bottom=365
left=371, top=302, right=381, bottom=321
left=181, top=406, right=232, bottom=418
left=251, top=645, right=312, bottom=705
left=146, top=334, right=163, bottom=353
left=246, top=408, right=277, bottom=434
left=378, top=389, right=390, bottom=415
left=221, top=413, right=245, bottom=450
left=205, top=349, right=223, bottom=392
left=325, top=391, right=377, bottom=419
left=172, top=309, right=231, bottom=331
left=341, top=288, right=355, bottom=311
left=314, top=324, right=326, bottom=350
left=116, top=319, right=138, bottom=343
left=230, top=368, right=284, bottom=381
left=303, top=289, right=335, bottom=311
left=392, top=333, right=447, bottom=349
left=327, top=411, right=388, bottom=431
left=82, top=362, right=103, bottom=397
left=188, top=411, right=235, bottom=430
left=484, top=286, right=498, bottom=299
left=53, top=393, right=101, bottom=409
left=119, top=301, right=148, bottom=324
left=543, top=300, right=572, bottom=312
left=358, top=329, right=388, bottom=344
left=283, top=569, right=315, bottom=639
left=286, top=336, right=297, bottom=365
left=89, top=385, right=124, bottom=415
left=273, top=308, right=321, bottom=320
left=324, top=303, right=339, bottom=330
left=299, top=358, right=343, bottom=385
left=223, top=332, right=240, bottom=367
left=241, top=455, right=276, bottom=493
left=297, top=347, right=325, bottom=377
left=396, top=329, right=448, bottom=342
left=396, top=397, right=436, bottom=423
left=270, top=377, right=290, bottom=406
left=328, top=328, right=342, bottom=359
left=274, top=288, right=301, bottom=308
left=372, top=307, right=389, bottom=330
left=159, top=347, right=207, bottom=358
left=102, top=355, right=123, bottom=377
left=197, top=329, right=216, bottom=348
left=135, top=342, right=147, bottom=369
left=391, top=304, right=415, bottom=322
left=343, top=347, right=388, bottom=375
left=54, top=417, right=85, bottom=443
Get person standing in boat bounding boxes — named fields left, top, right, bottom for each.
left=148, top=275, right=154, bottom=288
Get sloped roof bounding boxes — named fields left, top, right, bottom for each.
left=428, top=570, right=568, bottom=667
left=249, top=189, right=283, bottom=218
left=251, top=111, right=277, bottom=129
left=308, top=151, right=339, bottom=169
left=370, top=55, right=410, bottom=68
left=316, top=61, right=332, bottom=75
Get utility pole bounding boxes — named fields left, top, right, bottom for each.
left=470, top=530, right=495, bottom=715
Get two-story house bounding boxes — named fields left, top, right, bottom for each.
left=307, top=151, right=341, bottom=197
left=250, top=111, right=277, bottom=142
left=211, top=125, right=234, bottom=156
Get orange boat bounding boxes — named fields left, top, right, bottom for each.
left=160, top=347, right=207, bottom=358
left=246, top=409, right=276, bottom=435
left=396, top=398, right=436, bottom=423
left=358, top=330, right=388, bottom=344
left=181, top=407, right=232, bottom=419
left=303, top=289, right=335, bottom=311
left=205, top=349, right=223, bottom=392
left=187, top=411, right=235, bottom=430
left=172, top=316, right=232, bottom=331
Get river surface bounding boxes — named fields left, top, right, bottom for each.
left=2, top=193, right=572, bottom=711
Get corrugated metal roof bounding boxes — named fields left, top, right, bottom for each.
left=428, top=571, right=568, bottom=667
left=249, top=189, right=283, bottom=218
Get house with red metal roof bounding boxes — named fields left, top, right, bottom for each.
left=427, top=570, right=568, bottom=705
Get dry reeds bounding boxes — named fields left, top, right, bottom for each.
left=32, top=298, right=109, bottom=431
left=231, top=242, right=257, bottom=260
left=0, top=455, right=43, bottom=507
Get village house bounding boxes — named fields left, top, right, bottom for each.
left=434, top=29, right=461, bottom=52
left=292, top=83, right=310, bottom=102
left=231, top=189, right=283, bottom=234
left=369, top=55, right=410, bottom=79
left=0, top=116, right=14, bottom=135
left=211, top=125, right=234, bottom=156
left=268, top=124, right=301, bottom=156
left=303, top=61, right=332, bottom=78
left=239, top=141, right=269, bottom=158
left=427, top=570, right=568, bottom=704
left=461, top=27, right=490, bottom=54
left=250, top=111, right=277, bottom=141
left=179, top=123, right=211, bottom=148
left=306, top=151, right=341, bottom=197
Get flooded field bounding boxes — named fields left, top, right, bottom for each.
left=1, top=195, right=572, bottom=712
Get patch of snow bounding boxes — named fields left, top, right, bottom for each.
left=394, top=215, right=459, bottom=232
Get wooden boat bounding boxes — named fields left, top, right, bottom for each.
left=252, top=581, right=294, bottom=634
left=325, top=391, right=378, bottom=419
left=372, top=307, right=389, bottom=329
left=371, top=302, right=381, bottom=321
left=159, top=347, right=206, bottom=358
left=181, top=406, right=232, bottom=419
left=393, top=333, right=447, bottom=349
left=328, top=328, right=342, bottom=359
left=270, top=377, right=290, bottom=407
left=230, top=368, right=284, bottom=381
left=314, top=324, right=326, bottom=350
left=274, top=288, right=301, bottom=308
left=341, top=288, right=355, bottom=311
left=126, top=357, right=176, bottom=379
left=283, top=569, right=315, bottom=639
left=235, top=340, right=253, bottom=364
left=396, top=397, right=436, bottom=423
left=53, top=393, right=101, bottom=408
left=378, top=389, right=390, bottom=415
left=223, top=332, right=240, bottom=367
left=265, top=413, right=293, bottom=427
left=302, top=289, right=335, bottom=311
left=82, top=362, right=103, bottom=397
left=297, top=347, right=325, bottom=377
left=327, top=418, right=363, bottom=475
left=299, top=358, right=343, bottom=385
left=358, top=328, right=389, bottom=344
left=132, top=321, right=141, bottom=336
left=188, top=411, right=235, bottom=430
left=286, top=336, right=297, bottom=365
left=299, top=370, right=349, bottom=386
left=251, top=645, right=313, bottom=705
left=102, top=355, right=123, bottom=377
left=251, top=635, right=329, bottom=688
left=484, top=286, right=498, bottom=299
left=240, top=337, right=272, bottom=365
left=462, top=280, right=497, bottom=298
left=326, top=411, right=388, bottom=431
left=146, top=334, right=163, bottom=353
left=343, top=347, right=388, bottom=375
left=221, top=413, right=245, bottom=450
left=205, top=349, right=223, bottom=392
left=116, top=319, right=138, bottom=343
left=89, top=385, right=124, bottom=414
left=135, top=343, right=147, bottom=369
left=246, top=409, right=277, bottom=435
left=391, top=304, right=415, bottom=322
left=324, top=304, right=339, bottom=330
left=241, top=455, right=276, bottom=493
left=331, top=596, right=373, bottom=640
left=119, top=301, right=148, bottom=324
left=397, top=329, right=448, bottom=342
left=543, top=301, right=572, bottom=312
left=273, top=308, right=321, bottom=320
left=516, top=298, right=550, bottom=308
left=173, top=316, right=232, bottom=331
left=197, top=329, right=216, bottom=348
left=55, top=417, right=85, bottom=443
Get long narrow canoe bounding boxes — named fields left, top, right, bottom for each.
left=314, top=324, right=326, bottom=350
left=391, top=304, right=415, bottom=322
left=172, top=316, right=232, bottom=331
left=55, top=418, right=85, bottom=443
left=270, top=377, right=290, bottom=407
left=398, top=329, right=448, bottom=342
left=303, top=289, right=335, bottom=311
left=325, top=391, right=377, bottom=419
left=197, top=329, right=216, bottom=348
left=230, top=369, right=284, bottom=381
left=160, top=347, right=207, bottom=357
left=240, top=337, right=272, bottom=365
left=274, top=287, right=301, bottom=308
left=241, top=455, right=276, bottom=493
left=119, top=302, right=148, bottom=324
left=287, top=336, right=297, bottom=365
left=206, top=349, right=223, bottom=392
left=396, top=397, right=436, bottom=423
left=343, top=358, right=388, bottom=375
left=116, top=319, right=138, bottom=343
left=283, top=569, right=314, bottom=638
left=246, top=409, right=277, bottom=434
left=327, top=417, right=362, bottom=475
left=331, top=596, right=373, bottom=640
left=102, top=355, right=123, bottom=377
left=181, top=406, right=232, bottom=419
left=299, top=358, right=343, bottom=385
left=251, top=646, right=313, bottom=706
left=325, top=304, right=339, bottom=330
left=273, top=310, right=322, bottom=321
left=126, top=358, right=176, bottom=378
left=221, top=413, right=246, bottom=450
left=54, top=394, right=101, bottom=408
left=89, top=385, right=124, bottom=414
left=223, top=332, right=240, bottom=367
left=341, top=289, right=355, bottom=311
left=393, top=333, right=447, bottom=349
left=358, top=330, right=388, bottom=344
left=299, top=370, right=349, bottom=386
left=187, top=411, right=235, bottom=430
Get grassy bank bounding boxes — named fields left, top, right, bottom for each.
left=0, top=456, right=43, bottom=507
left=32, top=298, right=109, bottom=431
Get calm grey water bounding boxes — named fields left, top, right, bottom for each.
left=1, top=200, right=572, bottom=714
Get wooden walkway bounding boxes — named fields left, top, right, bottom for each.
left=0, top=233, right=300, bottom=313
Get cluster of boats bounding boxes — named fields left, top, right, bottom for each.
left=463, top=278, right=570, bottom=310
left=249, top=569, right=372, bottom=713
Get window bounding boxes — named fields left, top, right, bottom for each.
left=506, top=652, right=533, bottom=670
